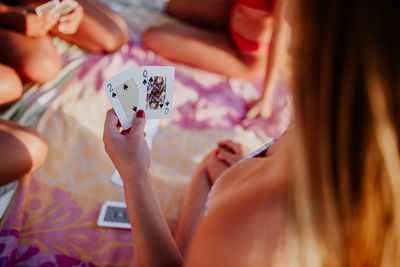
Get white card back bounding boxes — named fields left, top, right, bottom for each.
left=36, top=0, right=60, bottom=15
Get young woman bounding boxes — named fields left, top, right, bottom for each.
left=0, top=0, right=128, bottom=85
left=103, top=0, right=400, bottom=265
left=144, top=0, right=290, bottom=118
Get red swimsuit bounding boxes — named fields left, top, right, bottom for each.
left=230, top=0, right=275, bottom=52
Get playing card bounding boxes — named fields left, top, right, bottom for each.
left=139, top=66, right=174, bottom=120
left=115, top=79, right=139, bottom=119
left=97, top=201, right=131, bottom=229
left=36, top=0, right=60, bottom=15
left=103, top=66, right=144, bottom=130
left=56, top=0, right=78, bottom=15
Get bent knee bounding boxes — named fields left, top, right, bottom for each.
left=0, top=122, right=48, bottom=182
left=0, top=66, right=23, bottom=105
left=17, top=51, right=61, bottom=84
left=12, top=126, right=48, bottom=173
left=25, top=131, right=48, bottom=172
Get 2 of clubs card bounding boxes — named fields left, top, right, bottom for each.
left=103, top=66, right=174, bottom=130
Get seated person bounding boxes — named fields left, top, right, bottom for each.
left=145, top=0, right=274, bottom=79
left=144, top=0, right=289, bottom=118
left=0, top=0, right=128, bottom=86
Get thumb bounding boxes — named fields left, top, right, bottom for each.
left=130, top=109, right=146, bottom=136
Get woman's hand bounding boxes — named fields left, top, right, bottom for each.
left=55, top=2, right=83, bottom=34
left=197, top=149, right=229, bottom=185
left=103, top=109, right=151, bottom=185
left=246, top=95, right=274, bottom=119
left=4, top=6, right=59, bottom=37
left=199, top=140, right=251, bottom=184
left=216, top=140, right=250, bottom=164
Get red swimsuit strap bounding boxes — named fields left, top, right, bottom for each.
left=231, top=30, right=270, bottom=52
left=237, top=0, right=275, bottom=11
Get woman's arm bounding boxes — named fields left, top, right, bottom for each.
left=124, top=175, right=183, bottom=267
left=173, top=164, right=211, bottom=256
left=103, top=109, right=183, bottom=267
left=246, top=0, right=290, bottom=119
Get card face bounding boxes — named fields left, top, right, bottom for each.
left=56, top=0, right=77, bottom=15
left=115, top=79, right=139, bottom=118
left=139, top=66, right=174, bottom=120
left=36, top=0, right=60, bottom=15
left=97, top=201, right=131, bottom=229
left=103, top=66, right=143, bottom=130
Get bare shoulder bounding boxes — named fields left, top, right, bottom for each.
left=185, top=156, right=288, bottom=267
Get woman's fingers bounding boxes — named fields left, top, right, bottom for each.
left=58, top=5, right=83, bottom=33
left=129, top=110, right=146, bottom=138
left=217, top=149, right=240, bottom=166
left=217, top=140, right=240, bottom=154
left=103, top=109, right=121, bottom=140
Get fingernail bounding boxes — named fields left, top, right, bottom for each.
left=136, top=110, right=145, bottom=118
left=216, top=150, right=219, bottom=156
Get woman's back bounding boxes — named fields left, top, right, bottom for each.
left=186, top=135, right=292, bottom=266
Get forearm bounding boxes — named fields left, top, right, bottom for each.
left=124, top=174, right=183, bottom=267
left=174, top=168, right=211, bottom=256
left=261, top=0, right=289, bottom=100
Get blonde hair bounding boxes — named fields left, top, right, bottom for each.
left=289, top=0, right=400, bottom=265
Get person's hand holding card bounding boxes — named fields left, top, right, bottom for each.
left=36, top=0, right=82, bottom=34
left=103, top=109, right=151, bottom=185
left=103, top=65, right=174, bottom=185
left=56, top=0, right=82, bottom=34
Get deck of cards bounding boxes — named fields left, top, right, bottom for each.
left=103, top=66, right=175, bottom=130
left=36, top=0, right=78, bottom=16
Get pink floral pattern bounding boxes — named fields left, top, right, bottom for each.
left=1, top=179, right=137, bottom=266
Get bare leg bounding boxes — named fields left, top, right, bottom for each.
left=0, top=119, right=48, bottom=185
left=166, top=0, right=233, bottom=30
left=0, top=27, right=61, bottom=84
left=52, top=0, right=129, bottom=53
left=19, top=0, right=129, bottom=52
left=143, top=23, right=266, bottom=79
left=0, top=63, right=23, bottom=106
